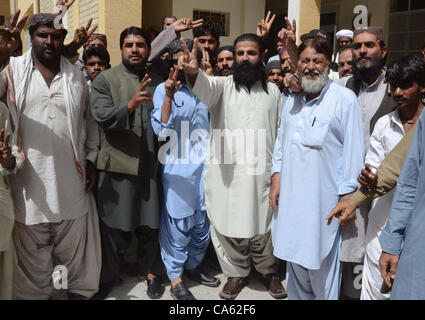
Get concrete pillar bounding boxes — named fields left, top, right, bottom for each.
left=72, top=0, right=80, bottom=31
left=288, top=0, right=321, bottom=43
left=33, top=0, right=39, bottom=13
left=99, top=0, right=142, bottom=66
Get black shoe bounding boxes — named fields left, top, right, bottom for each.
left=170, top=282, right=196, bottom=300
left=146, top=276, right=165, bottom=299
left=185, top=268, right=221, bottom=287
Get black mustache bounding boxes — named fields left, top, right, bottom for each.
left=393, top=97, right=407, bottom=102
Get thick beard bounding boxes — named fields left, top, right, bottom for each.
left=301, top=65, right=329, bottom=95
left=353, top=55, right=384, bottom=82
left=122, top=56, right=146, bottom=74
left=232, top=60, right=266, bottom=91
left=33, top=46, right=61, bottom=66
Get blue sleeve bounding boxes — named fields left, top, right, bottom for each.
left=379, top=117, right=422, bottom=255
left=151, top=83, right=175, bottom=136
left=338, top=91, right=365, bottom=195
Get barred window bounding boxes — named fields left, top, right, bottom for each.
left=193, top=10, right=230, bottom=37
left=388, top=0, right=425, bottom=63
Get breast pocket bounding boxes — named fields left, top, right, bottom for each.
left=300, top=116, right=330, bottom=150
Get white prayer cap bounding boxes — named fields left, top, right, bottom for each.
left=336, top=29, right=354, bottom=40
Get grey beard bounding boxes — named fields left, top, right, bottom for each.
left=301, top=66, right=329, bottom=94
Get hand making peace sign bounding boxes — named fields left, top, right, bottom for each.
left=128, top=74, right=153, bottom=114
left=165, top=67, right=181, bottom=99
left=0, top=10, right=28, bottom=61
left=256, top=11, right=276, bottom=41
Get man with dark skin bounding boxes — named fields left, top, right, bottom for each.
left=0, top=13, right=100, bottom=300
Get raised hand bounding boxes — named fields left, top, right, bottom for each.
left=165, top=67, right=181, bottom=99
left=200, top=49, right=213, bottom=75
left=0, top=128, right=15, bottom=170
left=73, top=18, right=98, bottom=49
left=63, top=18, right=98, bottom=58
left=0, top=10, right=28, bottom=61
left=279, top=17, right=298, bottom=66
left=55, top=0, right=76, bottom=12
left=179, top=37, right=199, bottom=77
left=128, top=74, right=153, bottom=114
left=285, top=58, right=303, bottom=93
left=173, top=18, right=203, bottom=33
left=257, top=11, right=276, bottom=40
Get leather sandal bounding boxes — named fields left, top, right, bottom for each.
left=259, top=273, right=287, bottom=299
left=219, top=277, right=248, bottom=300
left=146, top=276, right=165, bottom=299
left=185, top=268, right=221, bottom=287
left=170, top=282, right=196, bottom=300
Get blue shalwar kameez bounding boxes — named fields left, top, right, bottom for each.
left=152, top=83, right=210, bottom=280
left=271, top=81, right=365, bottom=299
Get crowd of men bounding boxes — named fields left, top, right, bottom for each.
left=1, top=0, right=425, bottom=301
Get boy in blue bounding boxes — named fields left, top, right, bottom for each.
left=152, top=39, right=220, bottom=300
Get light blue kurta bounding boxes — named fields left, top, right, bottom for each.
left=152, top=83, right=210, bottom=219
left=379, top=110, right=425, bottom=300
left=271, top=81, right=365, bottom=270
left=152, top=82, right=211, bottom=280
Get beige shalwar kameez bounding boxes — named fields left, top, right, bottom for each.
left=0, top=51, right=101, bottom=300
left=191, top=71, right=282, bottom=277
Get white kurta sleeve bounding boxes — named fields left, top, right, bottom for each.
left=190, top=70, right=226, bottom=109
left=365, top=116, right=386, bottom=168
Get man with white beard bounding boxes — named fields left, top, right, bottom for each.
left=269, top=37, right=365, bottom=299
